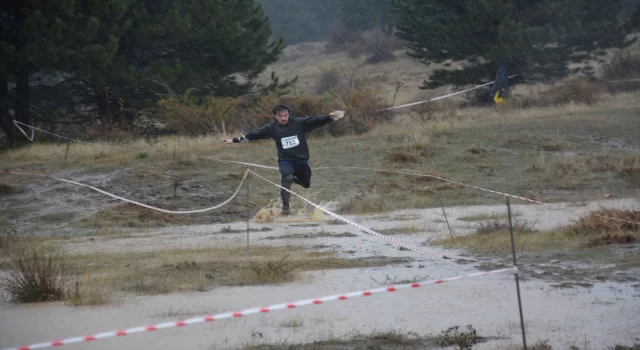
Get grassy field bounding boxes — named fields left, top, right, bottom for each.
left=1, top=89, right=639, bottom=232
left=1, top=41, right=640, bottom=350
left=0, top=238, right=411, bottom=305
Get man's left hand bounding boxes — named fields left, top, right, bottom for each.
left=329, top=110, right=345, bottom=121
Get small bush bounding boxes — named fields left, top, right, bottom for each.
left=438, top=325, right=481, bottom=350
left=386, top=151, right=419, bottom=163
left=546, top=77, right=602, bottom=105
left=158, top=94, right=242, bottom=136
left=617, top=155, right=640, bottom=184
left=475, top=217, right=537, bottom=235
left=602, top=51, right=640, bottom=93
left=1, top=243, right=67, bottom=303
left=587, top=231, right=637, bottom=247
left=529, top=340, right=554, bottom=350
left=315, top=68, right=341, bottom=94
left=325, top=19, right=359, bottom=50
left=362, top=27, right=401, bottom=64
left=608, top=344, right=640, bottom=350
left=565, top=209, right=640, bottom=236
left=326, top=67, right=392, bottom=135
left=386, top=141, right=433, bottom=163
left=248, top=254, right=298, bottom=283
left=511, top=77, right=601, bottom=108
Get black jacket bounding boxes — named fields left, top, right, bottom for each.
left=233, top=114, right=333, bottom=161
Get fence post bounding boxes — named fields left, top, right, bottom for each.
left=507, top=196, right=527, bottom=350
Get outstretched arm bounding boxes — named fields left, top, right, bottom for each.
left=223, top=124, right=272, bottom=144
left=302, top=110, right=345, bottom=132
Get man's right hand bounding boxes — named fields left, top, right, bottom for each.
left=223, top=139, right=234, bottom=144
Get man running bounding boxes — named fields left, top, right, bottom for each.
left=223, top=104, right=345, bottom=215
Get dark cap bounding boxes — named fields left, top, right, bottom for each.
left=272, top=104, right=291, bottom=115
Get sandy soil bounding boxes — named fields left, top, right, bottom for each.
left=1, top=198, right=640, bottom=350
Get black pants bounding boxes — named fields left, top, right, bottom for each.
left=278, top=160, right=312, bottom=208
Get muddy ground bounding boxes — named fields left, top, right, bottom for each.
left=2, top=197, right=639, bottom=350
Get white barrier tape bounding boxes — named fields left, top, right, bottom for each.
left=377, top=74, right=521, bottom=111
left=10, top=75, right=515, bottom=148
left=324, top=166, right=640, bottom=226
left=198, top=156, right=279, bottom=170
left=209, top=159, right=640, bottom=226
left=12, top=121, right=145, bottom=152
left=1, top=266, right=517, bottom=350
left=6, top=169, right=249, bottom=215
left=246, top=170, right=462, bottom=268
left=12, top=120, right=34, bottom=141
left=6, top=167, right=459, bottom=268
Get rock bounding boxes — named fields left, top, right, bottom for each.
left=550, top=259, right=560, bottom=264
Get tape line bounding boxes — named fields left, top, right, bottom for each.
left=1, top=267, right=517, bottom=350
left=5, top=168, right=459, bottom=268
left=377, top=74, right=521, bottom=111
left=208, top=159, right=640, bottom=226
left=12, top=120, right=34, bottom=141
left=198, top=156, right=279, bottom=170
left=246, top=170, right=461, bottom=268
left=12, top=121, right=145, bottom=152
left=6, top=170, right=249, bottom=215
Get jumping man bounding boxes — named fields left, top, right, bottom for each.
left=223, top=104, right=345, bottom=215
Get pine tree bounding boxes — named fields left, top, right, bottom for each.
left=391, top=0, right=636, bottom=88
left=2, top=0, right=289, bottom=133
left=75, top=0, right=287, bottom=119
left=0, top=0, right=134, bottom=142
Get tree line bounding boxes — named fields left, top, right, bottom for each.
left=1, top=0, right=639, bottom=145
left=1, top=0, right=289, bottom=145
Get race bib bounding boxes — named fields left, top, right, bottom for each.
left=281, top=135, right=300, bottom=149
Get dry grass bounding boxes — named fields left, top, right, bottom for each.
left=256, top=44, right=441, bottom=106
left=0, top=134, right=225, bottom=166
left=244, top=330, right=437, bottom=350
left=248, top=254, right=299, bottom=284
left=0, top=242, right=67, bottom=303
left=278, top=318, right=304, bottom=329
left=385, top=140, right=433, bottom=164
left=74, top=203, right=185, bottom=228
left=64, top=273, right=111, bottom=306
left=43, top=244, right=410, bottom=296
left=586, top=231, right=637, bottom=247
left=386, top=151, right=419, bottom=163
left=602, top=50, right=640, bottom=93
left=1, top=68, right=639, bottom=230
left=432, top=209, right=640, bottom=253
left=0, top=226, right=18, bottom=253
left=565, top=208, right=640, bottom=235
left=458, top=212, right=521, bottom=222
left=376, top=225, right=424, bottom=235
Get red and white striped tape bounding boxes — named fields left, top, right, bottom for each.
left=247, top=170, right=461, bottom=268
left=5, top=169, right=249, bottom=214
left=1, top=267, right=517, bottom=350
